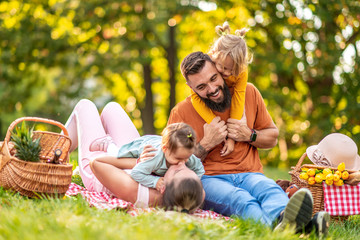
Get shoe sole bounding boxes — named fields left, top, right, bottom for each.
left=275, top=188, right=314, bottom=232
left=316, top=211, right=330, bottom=237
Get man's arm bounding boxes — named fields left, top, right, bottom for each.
left=227, top=113, right=279, bottom=149
left=168, top=104, right=228, bottom=160
left=194, top=116, right=228, bottom=160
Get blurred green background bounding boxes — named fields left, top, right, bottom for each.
left=1, top=0, right=359, bottom=169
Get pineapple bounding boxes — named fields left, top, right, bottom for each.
left=11, top=122, right=41, bottom=162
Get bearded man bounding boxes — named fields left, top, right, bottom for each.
left=168, top=51, right=329, bottom=236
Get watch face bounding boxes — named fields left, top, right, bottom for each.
left=251, top=129, right=257, bottom=142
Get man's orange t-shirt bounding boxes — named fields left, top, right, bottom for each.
left=168, top=83, right=274, bottom=176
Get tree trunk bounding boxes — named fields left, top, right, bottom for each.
left=167, top=25, right=176, bottom=117
left=141, top=63, right=155, bottom=134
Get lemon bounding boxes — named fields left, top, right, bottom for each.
left=307, top=168, right=316, bottom=177
left=325, top=179, right=333, bottom=185
left=301, top=167, right=309, bottom=172
left=323, top=168, right=332, bottom=176
left=334, top=179, right=344, bottom=186
left=342, top=171, right=349, bottom=180
left=338, top=162, right=346, bottom=172
left=300, top=172, right=309, bottom=180
left=315, top=174, right=324, bottom=183
left=325, top=173, right=334, bottom=181
left=308, top=177, right=316, bottom=185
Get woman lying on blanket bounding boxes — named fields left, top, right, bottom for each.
left=89, top=122, right=205, bottom=212
left=65, top=99, right=205, bottom=213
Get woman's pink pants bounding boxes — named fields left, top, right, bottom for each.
left=64, top=99, right=140, bottom=192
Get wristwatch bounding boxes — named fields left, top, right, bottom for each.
left=250, top=129, right=257, bottom=142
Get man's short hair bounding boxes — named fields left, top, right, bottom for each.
left=180, top=51, right=213, bottom=82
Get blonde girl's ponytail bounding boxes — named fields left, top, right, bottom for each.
left=235, top=27, right=250, bottom=39
left=215, top=21, right=231, bottom=36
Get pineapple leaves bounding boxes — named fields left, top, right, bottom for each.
left=11, top=122, right=41, bottom=162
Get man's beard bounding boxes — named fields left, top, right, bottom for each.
left=198, top=83, right=231, bottom=112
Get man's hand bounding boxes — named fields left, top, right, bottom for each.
left=227, top=112, right=279, bottom=149
left=200, top=116, right=228, bottom=151
left=227, top=112, right=251, bottom=142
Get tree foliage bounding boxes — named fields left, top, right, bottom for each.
left=1, top=0, right=359, bottom=167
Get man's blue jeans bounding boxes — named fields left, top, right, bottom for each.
left=201, top=173, right=289, bottom=226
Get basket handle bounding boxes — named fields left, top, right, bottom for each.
left=3, top=117, right=69, bottom=145
left=294, top=153, right=307, bottom=172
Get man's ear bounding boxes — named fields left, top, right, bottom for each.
left=186, top=82, right=195, bottom=92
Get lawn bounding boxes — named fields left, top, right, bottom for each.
left=0, top=157, right=359, bottom=240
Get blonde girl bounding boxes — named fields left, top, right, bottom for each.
left=191, top=21, right=252, bottom=156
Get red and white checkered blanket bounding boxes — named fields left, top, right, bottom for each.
left=66, top=183, right=231, bottom=220
left=323, top=182, right=360, bottom=216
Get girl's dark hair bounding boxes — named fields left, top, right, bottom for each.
left=162, top=177, right=204, bottom=214
left=162, top=123, right=196, bottom=153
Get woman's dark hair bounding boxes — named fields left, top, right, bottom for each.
left=162, top=123, right=196, bottom=153
left=162, top=177, right=204, bottom=214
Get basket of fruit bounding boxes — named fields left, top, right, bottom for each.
left=0, top=117, right=73, bottom=198
left=289, top=153, right=356, bottom=217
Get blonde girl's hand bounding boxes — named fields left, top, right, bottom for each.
left=138, top=145, right=157, bottom=163
left=220, top=138, right=235, bottom=156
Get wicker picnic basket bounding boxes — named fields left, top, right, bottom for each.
left=289, top=153, right=356, bottom=220
left=0, top=117, right=73, bottom=198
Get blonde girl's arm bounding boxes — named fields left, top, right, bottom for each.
left=220, top=70, right=248, bottom=156
left=191, top=90, right=216, bottom=124
left=230, top=69, right=248, bottom=120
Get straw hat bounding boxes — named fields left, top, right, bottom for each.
left=306, top=133, right=360, bottom=171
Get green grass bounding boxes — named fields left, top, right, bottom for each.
left=0, top=187, right=359, bottom=240
left=263, top=166, right=291, bottom=181
left=0, top=157, right=359, bottom=240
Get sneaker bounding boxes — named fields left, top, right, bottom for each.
left=274, top=188, right=314, bottom=232
left=304, top=211, right=330, bottom=238
left=89, top=135, right=113, bottom=152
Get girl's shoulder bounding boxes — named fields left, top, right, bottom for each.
left=141, top=135, right=162, bottom=147
left=141, top=135, right=162, bottom=139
